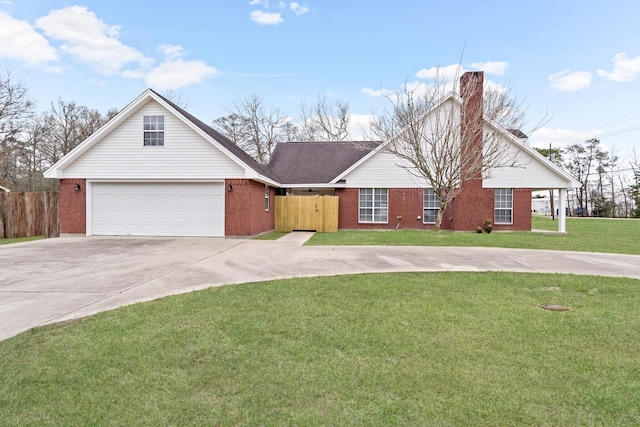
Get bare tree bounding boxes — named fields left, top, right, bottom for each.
left=162, top=90, right=189, bottom=109
left=41, top=99, right=109, bottom=165
left=0, top=69, right=34, bottom=187
left=297, top=95, right=350, bottom=141
left=564, top=138, right=605, bottom=216
left=370, top=71, right=527, bottom=229
left=212, top=94, right=291, bottom=163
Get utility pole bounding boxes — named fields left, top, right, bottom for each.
left=549, top=142, right=555, bottom=220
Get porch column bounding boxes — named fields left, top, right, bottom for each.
left=558, top=188, right=567, bottom=233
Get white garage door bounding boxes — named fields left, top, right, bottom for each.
left=91, top=182, right=224, bottom=237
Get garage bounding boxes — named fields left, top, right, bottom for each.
left=90, top=182, right=225, bottom=237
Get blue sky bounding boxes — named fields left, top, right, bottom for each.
left=2, top=0, right=640, bottom=165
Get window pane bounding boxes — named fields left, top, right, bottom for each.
left=359, top=188, right=387, bottom=222
left=374, top=209, right=387, bottom=222
left=423, top=189, right=439, bottom=223
left=424, top=208, right=438, bottom=224
left=359, top=209, right=372, bottom=222
left=494, top=188, right=513, bottom=224
left=143, top=116, right=165, bottom=146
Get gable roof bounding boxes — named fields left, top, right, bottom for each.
left=268, top=141, right=378, bottom=185
left=149, top=90, right=277, bottom=181
left=44, top=87, right=579, bottom=190
left=333, top=92, right=580, bottom=189
left=44, top=89, right=279, bottom=184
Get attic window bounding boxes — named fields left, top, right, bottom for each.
left=143, top=115, right=164, bottom=146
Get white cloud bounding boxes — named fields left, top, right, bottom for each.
left=145, top=59, right=220, bottom=90
left=249, top=0, right=269, bottom=6
left=249, top=10, right=284, bottom=25
left=35, top=6, right=150, bottom=75
left=484, top=79, right=508, bottom=94
left=290, top=2, right=309, bottom=15
left=469, top=61, right=508, bottom=75
left=549, top=70, right=592, bottom=91
left=361, top=87, right=393, bottom=98
left=158, top=44, right=184, bottom=61
left=0, top=11, right=58, bottom=66
left=597, top=52, right=640, bottom=82
left=347, top=114, right=375, bottom=140
left=416, top=64, right=463, bottom=81
left=141, top=44, right=219, bottom=90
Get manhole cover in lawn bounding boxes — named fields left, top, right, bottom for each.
left=540, top=304, right=570, bottom=311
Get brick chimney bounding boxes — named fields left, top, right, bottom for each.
left=460, top=71, right=484, bottom=179
left=448, top=71, right=490, bottom=231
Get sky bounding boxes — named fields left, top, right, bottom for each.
left=2, top=0, right=640, bottom=170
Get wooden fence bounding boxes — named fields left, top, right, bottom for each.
left=275, top=195, right=339, bottom=233
left=0, top=192, right=59, bottom=238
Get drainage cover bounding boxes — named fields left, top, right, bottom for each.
left=541, top=304, right=570, bottom=311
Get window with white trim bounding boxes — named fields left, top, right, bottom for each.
left=143, top=115, right=164, bottom=146
left=494, top=188, right=513, bottom=224
left=423, top=189, right=440, bottom=224
left=265, top=185, right=270, bottom=211
left=359, top=188, right=388, bottom=223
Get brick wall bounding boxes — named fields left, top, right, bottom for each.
left=336, top=188, right=454, bottom=231
left=225, top=179, right=275, bottom=236
left=337, top=185, right=531, bottom=232
left=59, top=179, right=86, bottom=234
left=450, top=179, right=493, bottom=231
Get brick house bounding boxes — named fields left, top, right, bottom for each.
left=45, top=72, right=578, bottom=237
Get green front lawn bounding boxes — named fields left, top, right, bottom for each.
left=308, top=216, right=640, bottom=255
left=0, top=236, right=45, bottom=245
left=2, top=272, right=639, bottom=426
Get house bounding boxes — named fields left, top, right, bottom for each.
left=44, top=71, right=579, bottom=237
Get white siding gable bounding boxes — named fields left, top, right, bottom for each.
left=62, top=100, right=245, bottom=179
left=343, top=150, right=429, bottom=188
left=483, top=131, right=575, bottom=189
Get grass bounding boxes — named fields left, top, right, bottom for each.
left=307, top=216, right=640, bottom=255
left=2, top=272, right=639, bottom=426
left=0, top=236, right=45, bottom=245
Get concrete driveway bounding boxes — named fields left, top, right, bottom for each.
left=2, top=233, right=640, bottom=341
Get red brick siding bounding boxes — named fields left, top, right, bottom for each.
left=337, top=185, right=531, bottom=232
left=59, top=179, right=86, bottom=234
left=225, top=179, right=275, bottom=236
left=336, top=188, right=454, bottom=231
left=450, top=179, right=494, bottom=231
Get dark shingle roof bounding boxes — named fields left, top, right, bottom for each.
left=150, top=90, right=277, bottom=181
left=507, top=128, right=528, bottom=139
left=268, top=141, right=378, bottom=185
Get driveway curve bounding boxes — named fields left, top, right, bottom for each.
left=2, top=232, right=640, bottom=341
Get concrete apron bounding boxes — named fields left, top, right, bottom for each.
left=2, top=232, right=640, bottom=341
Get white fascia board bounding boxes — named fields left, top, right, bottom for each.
left=241, top=167, right=280, bottom=186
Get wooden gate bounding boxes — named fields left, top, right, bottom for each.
left=275, top=195, right=338, bottom=232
